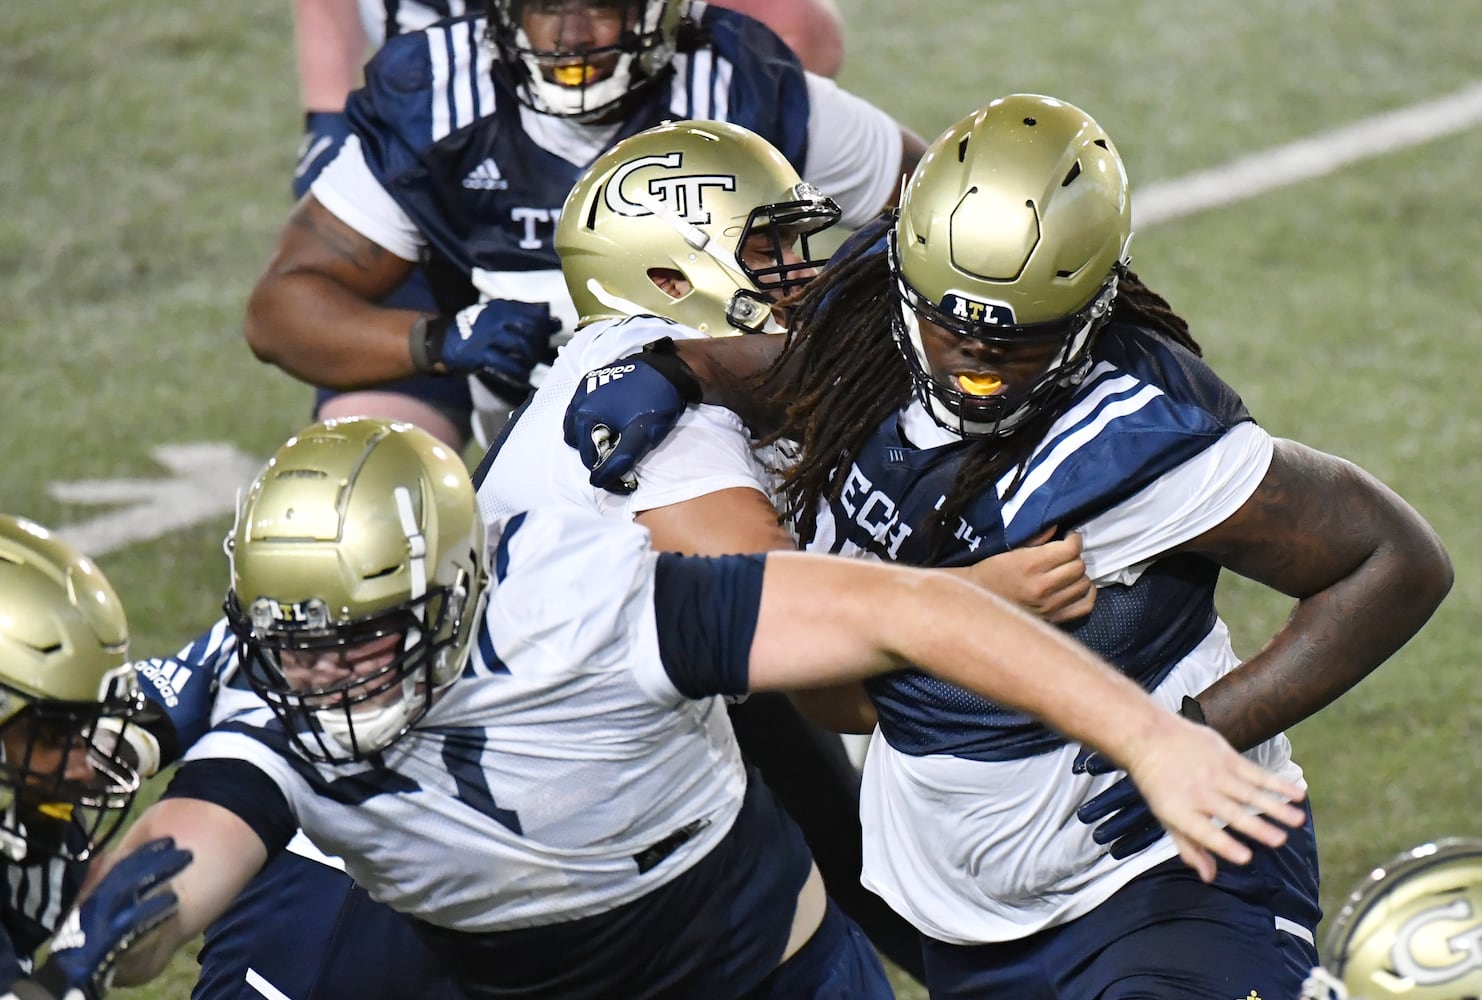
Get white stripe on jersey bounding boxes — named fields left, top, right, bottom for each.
left=998, top=372, right=1164, bottom=529
left=425, top=19, right=497, bottom=141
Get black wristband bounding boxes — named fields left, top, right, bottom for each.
left=409, top=315, right=454, bottom=374
left=639, top=338, right=704, bottom=404
left=1179, top=695, right=1206, bottom=725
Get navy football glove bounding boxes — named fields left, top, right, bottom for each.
left=410, top=302, right=562, bottom=394
left=27, top=838, right=192, bottom=1000
left=1074, top=696, right=1207, bottom=860
left=562, top=339, right=703, bottom=494
left=293, top=111, right=354, bottom=200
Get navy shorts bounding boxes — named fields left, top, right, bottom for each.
left=921, top=805, right=1321, bottom=1000
left=740, top=899, right=894, bottom=1000
left=193, top=849, right=460, bottom=1000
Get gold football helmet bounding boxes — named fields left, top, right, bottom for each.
left=557, top=119, right=840, bottom=336
left=224, top=418, right=490, bottom=763
left=889, top=93, right=1133, bottom=437
left=488, top=1, right=690, bottom=121
left=1300, top=839, right=1482, bottom=999
left=0, top=515, right=144, bottom=862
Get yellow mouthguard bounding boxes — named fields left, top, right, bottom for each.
left=957, top=374, right=1003, bottom=396
left=37, top=802, right=74, bottom=821
left=552, top=65, right=596, bottom=87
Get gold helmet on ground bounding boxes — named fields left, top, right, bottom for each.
left=557, top=119, right=840, bottom=336
left=224, top=418, right=489, bottom=763
left=0, top=515, right=144, bottom=862
left=889, top=93, right=1133, bottom=437
left=1301, top=839, right=1482, bottom=1000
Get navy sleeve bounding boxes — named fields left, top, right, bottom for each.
left=135, top=626, right=231, bottom=764
left=161, top=759, right=298, bottom=858
left=652, top=552, right=768, bottom=699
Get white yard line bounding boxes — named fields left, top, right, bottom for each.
left=1137, top=81, right=1482, bottom=226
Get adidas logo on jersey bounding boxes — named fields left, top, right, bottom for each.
left=462, top=158, right=509, bottom=191
left=584, top=364, right=635, bottom=393
left=136, top=658, right=194, bottom=708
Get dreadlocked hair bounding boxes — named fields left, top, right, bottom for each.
left=1116, top=269, right=1201, bottom=355
left=752, top=254, right=1202, bottom=553
left=751, top=229, right=907, bottom=546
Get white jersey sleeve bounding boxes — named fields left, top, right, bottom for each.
left=478, top=317, right=773, bottom=526
left=311, top=134, right=426, bottom=261
left=1077, top=421, right=1274, bottom=584
left=801, top=73, right=904, bottom=228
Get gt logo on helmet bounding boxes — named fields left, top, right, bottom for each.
left=940, top=292, right=1015, bottom=327
left=605, top=152, right=737, bottom=224
left=1391, top=898, right=1482, bottom=986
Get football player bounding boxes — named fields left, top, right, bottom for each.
left=0, top=515, right=192, bottom=1000
left=253, top=0, right=924, bottom=452
left=259, top=0, right=929, bottom=976
left=559, top=93, right=1454, bottom=998
left=88, top=416, right=1302, bottom=1000
left=1300, top=839, right=1482, bottom=1000
left=478, top=116, right=1097, bottom=977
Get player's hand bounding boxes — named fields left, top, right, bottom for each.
left=293, top=111, right=353, bottom=200
left=1084, top=707, right=1306, bottom=883
left=28, top=838, right=192, bottom=1000
left=1073, top=752, right=1163, bottom=860
left=961, top=528, right=1094, bottom=623
left=562, top=340, right=702, bottom=494
left=411, top=302, right=562, bottom=390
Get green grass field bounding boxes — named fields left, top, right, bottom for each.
left=5, top=1, right=1482, bottom=996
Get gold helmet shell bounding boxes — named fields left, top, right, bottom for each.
left=0, top=515, right=143, bottom=861
left=226, top=418, right=489, bottom=761
left=557, top=119, right=840, bottom=336
left=1306, top=839, right=1482, bottom=999
left=889, top=94, right=1132, bottom=437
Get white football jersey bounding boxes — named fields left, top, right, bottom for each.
left=184, top=509, right=747, bottom=932
left=477, top=315, right=772, bottom=524
left=850, top=401, right=1307, bottom=944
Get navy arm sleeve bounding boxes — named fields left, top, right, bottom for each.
left=160, top=759, right=298, bottom=859
left=652, top=552, right=768, bottom=700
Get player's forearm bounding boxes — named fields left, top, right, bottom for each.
left=673, top=334, right=790, bottom=434
left=246, top=271, right=426, bottom=388
left=750, top=555, right=1169, bottom=766
left=873, top=569, right=1173, bottom=767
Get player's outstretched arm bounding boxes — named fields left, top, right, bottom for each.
left=745, top=551, right=1307, bottom=879
left=81, top=798, right=268, bottom=987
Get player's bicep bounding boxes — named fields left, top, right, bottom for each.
left=1173, top=438, right=1399, bottom=597
left=636, top=486, right=793, bottom=556
left=264, top=195, right=413, bottom=299
left=746, top=552, right=899, bottom=691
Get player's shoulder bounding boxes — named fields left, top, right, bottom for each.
left=354, top=13, right=500, bottom=153
left=1094, top=321, right=1250, bottom=427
